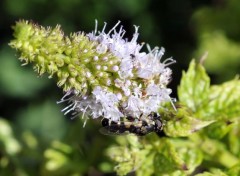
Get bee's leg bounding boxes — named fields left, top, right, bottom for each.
left=136, top=127, right=146, bottom=136
left=155, top=130, right=166, bottom=137
left=154, top=119, right=166, bottom=137
left=144, top=125, right=154, bottom=134
left=118, top=121, right=127, bottom=133
left=129, top=125, right=137, bottom=133
left=154, top=119, right=162, bottom=133
left=155, top=119, right=162, bottom=130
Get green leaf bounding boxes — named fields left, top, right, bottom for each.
left=228, top=119, right=240, bottom=156
left=195, top=169, right=228, bottom=176
left=204, top=120, right=234, bottom=139
left=134, top=150, right=155, bottom=176
left=154, top=138, right=203, bottom=175
left=106, top=145, right=151, bottom=176
left=190, top=134, right=239, bottom=168
left=44, top=141, right=72, bottom=171
left=0, top=118, right=21, bottom=155
left=178, top=60, right=210, bottom=113
left=105, top=136, right=145, bottom=175
left=199, top=78, right=240, bottom=120
left=178, top=59, right=240, bottom=123
left=106, top=136, right=203, bottom=176
left=154, top=153, right=179, bottom=174
left=163, top=107, right=215, bottom=137
left=228, top=163, right=240, bottom=176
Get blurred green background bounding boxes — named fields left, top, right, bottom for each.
left=0, top=0, right=240, bottom=175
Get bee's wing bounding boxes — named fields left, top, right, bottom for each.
left=99, top=125, right=131, bottom=136
left=99, top=124, right=152, bottom=137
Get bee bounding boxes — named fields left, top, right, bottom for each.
left=100, top=113, right=164, bottom=136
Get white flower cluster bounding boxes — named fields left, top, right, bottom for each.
left=58, top=21, right=176, bottom=125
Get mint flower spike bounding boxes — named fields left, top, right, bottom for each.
left=58, top=21, right=176, bottom=123
left=10, top=20, right=176, bottom=124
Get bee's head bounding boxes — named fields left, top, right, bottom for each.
left=153, top=112, right=159, bottom=120
left=101, top=118, right=109, bottom=127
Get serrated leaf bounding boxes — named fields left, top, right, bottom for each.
left=190, top=134, right=239, bottom=168
left=135, top=151, right=155, bottom=176
left=163, top=108, right=215, bottom=137
left=154, top=138, right=203, bottom=175
left=198, top=78, right=240, bottom=120
left=178, top=60, right=210, bottom=113
left=154, top=139, right=185, bottom=175
left=106, top=145, right=151, bottom=176
left=154, top=153, right=178, bottom=174
left=204, top=120, right=234, bottom=139
left=178, top=60, right=240, bottom=124
left=228, top=119, right=240, bottom=156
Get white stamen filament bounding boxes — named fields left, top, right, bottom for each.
left=94, top=19, right=98, bottom=35
left=107, top=21, right=121, bottom=35
left=163, top=57, right=176, bottom=66
left=101, top=22, right=107, bottom=33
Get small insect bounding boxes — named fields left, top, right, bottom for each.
left=100, top=113, right=164, bottom=136
left=130, top=54, right=135, bottom=58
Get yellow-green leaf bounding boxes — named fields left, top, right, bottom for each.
left=178, top=60, right=210, bottom=113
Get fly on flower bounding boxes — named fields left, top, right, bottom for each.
left=10, top=20, right=176, bottom=133
left=56, top=20, right=176, bottom=130
left=99, top=112, right=165, bottom=136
